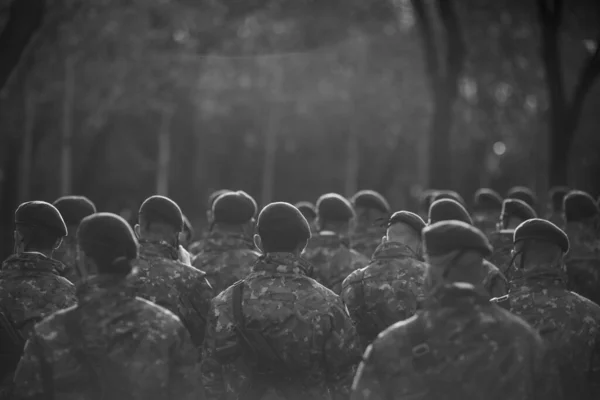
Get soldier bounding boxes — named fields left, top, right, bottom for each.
left=350, top=190, right=391, bottom=259
left=295, top=201, right=318, bottom=233
left=428, top=199, right=507, bottom=298
left=201, top=202, right=361, bottom=400
left=500, top=218, right=600, bottom=399
left=506, top=186, right=537, bottom=210
left=341, top=211, right=427, bottom=349
left=189, top=189, right=233, bottom=255
left=303, top=193, right=369, bottom=293
left=11, top=212, right=203, bottom=400
left=562, top=191, right=600, bottom=305
left=52, top=195, right=97, bottom=283
left=488, top=199, right=537, bottom=275
left=472, top=188, right=503, bottom=238
left=431, top=190, right=467, bottom=208
left=418, top=190, right=439, bottom=220
left=546, top=186, right=570, bottom=227
left=193, top=191, right=260, bottom=295
left=129, top=195, right=213, bottom=349
left=351, top=220, right=563, bottom=400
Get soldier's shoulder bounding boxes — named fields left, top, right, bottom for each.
left=492, top=305, right=542, bottom=337
left=568, top=290, right=600, bottom=316
left=369, top=315, right=418, bottom=358
left=34, top=304, right=77, bottom=337
left=342, top=266, right=366, bottom=288
left=134, top=296, right=184, bottom=328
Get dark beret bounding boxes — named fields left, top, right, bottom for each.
left=53, top=196, right=97, bottom=226
left=473, top=188, right=503, bottom=211
left=423, top=220, right=492, bottom=257
left=506, top=186, right=537, bottom=208
left=257, top=202, right=311, bottom=242
left=351, top=190, right=390, bottom=213
left=428, top=199, right=473, bottom=225
left=139, top=195, right=183, bottom=231
left=238, top=191, right=258, bottom=218
left=420, top=190, right=439, bottom=211
left=207, top=189, right=232, bottom=210
left=563, top=190, right=599, bottom=222
left=15, top=201, right=67, bottom=237
left=432, top=190, right=466, bottom=207
left=388, top=211, right=426, bottom=234
left=294, top=201, right=317, bottom=220
left=501, top=199, right=537, bottom=222
left=548, top=186, right=570, bottom=211
left=316, top=193, right=355, bottom=222
left=213, top=191, right=257, bottom=224
left=77, top=212, right=139, bottom=262
left=513, top=218, right=569, bottom=253
left=182, top=214, right=194, bottom=238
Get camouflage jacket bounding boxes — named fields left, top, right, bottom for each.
left=193, top=231, right=260, bottom=295
left=507, top=271, right=600, bottom=399
left=0, top=253, right=76, bottom=337
left=201, top=252, right=362, bottom=400
left=130, top=240, right=214, bottom=349
left=488, top=230, right=514, bottom=275
left=303, top=232, right=369, bottom=294
left=482, top=260, right=508, bottom=299
left=341, top=241, right=426, bottom=348
left=11, top=274, right=203, bottom=400
left=351, top=227, right=385, bottom=260
left=564, top=224, right=600, bottom=305
left=351, top=283, right=564, bottom=400
left=52, top=235, right=80, bottom=284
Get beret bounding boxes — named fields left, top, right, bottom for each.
left=428, top=199, right=473, bottom=225
left=53, top=196, right=97, bottom=226
left=139, top=195, right=183, bottom=231
left=432, top=191, right=466, bottom=207
left=351, top=190, right=391, bottom=213
left=548, top=186, right=570, bottom=211
left=77, top=212, right=139, bottom=261
left=501, top=199, right=537, bottom=222
left=213, top=191, right=257, bottom=224
left=294, top=201, right=317, bottom=220
left=473, top=188, right=503, bottom=211
left=257, top=202, right=311, bottom=242
left=15, top=201, right=67, bottom=237
left=513, top=218, right=569, bottom=253
left=420, top=190, right=439, bottom=211
left=563, top=190, right=599, bottom=222
left=238, top=191, right=258, bottom=218
left=316, top=193, right=355, bottom=222
left=506, top=186, right=537, bottom=208
left=207, top=189, right=232, bottom=210
left=388, top=211, right=426, bottom=234
left=423, top=220, right=492, bottom=257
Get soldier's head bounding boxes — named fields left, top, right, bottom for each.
left=423, top=221, right=492, bottom=291
left=512, top=219, right=569, bottom=272
left=428, top=199, right=473, bottom=226
left=431, top=190, right=466, bottom=208
left=563, top=190, right=599, bottom=227
left=418, top=190, right=439, bottom=218
left=255, top=202, right=311, bottom=256
left=53, top=195, right=96, bottom=238
left=350, top=190, right=390, bottom=229
left=14, top=201, right=67, bottom=256
left=499, top=199, right=537, bottom=231
left=472, top=188, right=503, bottom=236
left=385, top=211, right=426, bottom=257
left=136, top=195, right=183, bottom=248
left=506, top=186, right=537, bottom=210
left=315, top=193, right=355, bottom=234
left=547, top=186, right=570, bottom=215
left=181, top=214, right=194, bottom=248
left=206, top=189, right=232, bottom=225
left=294, top=201, right=317, bottom=232
left=211, top=191, right=257, bottom=234
left=77, top=212, right=138, bottom=279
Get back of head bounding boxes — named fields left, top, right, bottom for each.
left=15, top=201, right=68, bottom=252
left=506, top=186, right=537, bottom=209
left=53, top=196, right=97, bottom=232
left=351, top=190, right=390, bottom=225
left=386, top=211, right=426, bottom=252
left=513, top=219, right=569, bottom=270
left=428, top=199, right=473, bottom=225
left=563, top=190, right=599, bottom=224
left=257, top=202, right=311, bottom=253
left=138, top=195, right=183, bottom=241
left=207, top=189, right=232, bottom=211
left=212, top=191, right=257, bottom=226
left=432, top=190, right=466, bottom=208
left=500, top=199, right=537, bottom=230
left=294, top=201, right=317, bottom=222
left=78, top=213, right=139, bottom=275
left=473, top=188, right=503, bottom=213
left=548, top=186, right=570, bottom=213
left=316, top=193, right=355, bottom=230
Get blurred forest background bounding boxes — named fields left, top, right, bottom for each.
left=0, top=0, right=599, bottom=258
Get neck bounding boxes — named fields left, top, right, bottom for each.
left=320, top=223, right=348, bottom=236
left=212, top=223, right=245, bottom=235
left=141, top=233, right=175, bottom=247
left=23, top=248, right=53, bottom=258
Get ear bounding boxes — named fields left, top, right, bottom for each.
left=134, top=224, right=141, bottom=238
left=206, top=210, right=214, bottom=225
left=177, top=231, right=185, bottom=244
left=253, top=234, right=263, bottom=253
left=54, top=238, right=63, bottom=250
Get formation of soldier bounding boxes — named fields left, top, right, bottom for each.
left=0, top=185, right=598, bottom=400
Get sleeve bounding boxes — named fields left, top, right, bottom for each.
left=351, top=345, right=388, bottom=400
left=341, top=271, right=367, bottom=347
left=169, top=325, right=205, bottom=400
left=200, top=297, right=238, bottom=400
left=323, top=300, right=363, bottom=400
left=11, top=337, right=45, bottom=400
left=532, top=339, right=564, bottom=400
left=179, top=271, right=214, bottom=349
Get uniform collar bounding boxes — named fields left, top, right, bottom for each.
left=1, top=252, right=64, bottom=275
left=308, top=231, right=350, bottom=249
left=139, top=239, right=178, bottom=260
left=203, top=231, right=254, bottom=252
left=252, top=252, right=313, bottom=277
left=509, top=269, right=567, bottom=291
left=76, top=272, right=135, bottom=304
left=422, top=283, right=490, bottom=310
left=372, top=241, right=418, bottom=260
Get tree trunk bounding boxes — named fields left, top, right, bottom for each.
left=60, top=56, right=75, bottom=196
left=19, top=83, right=36, bottom=202
left=156, top=108, right=174, bottom=196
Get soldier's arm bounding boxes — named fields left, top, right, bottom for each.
left=350, top=345, right=388, bottom=400
left=180, top=271, right=214, bottom=348
left=532, top=339, right=564, bottom=400
left=340, top=272, right=368, bottom=348
left=169, top=324, right=205, bottom=400
left=11, top=337, right=45, bottom=400
left=323, top=301, right=363, bottom=400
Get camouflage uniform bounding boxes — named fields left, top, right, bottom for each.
left=130, top=240, right=213, bottom=348
left=488, top=230, right=514, bottom=275
left=303, top=232, right=369, bottom=294
left=193, top=231, right=260, bottom=295
left=482, top=259, right=508, bottom=298
left=0, top=253, right=76, bottom=337
left=201, top=252, right=362, bottom=400
left=351, top=228, right=384, bottom=260
left=351, top=283, right=563, bottom=400
left=11, top=274, right=203, bottom=400
left=52, top=235, right=78, bottom=283
left=564, top=223, right=600, bottom=305
left=341, top=241, right=426, bottom=348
